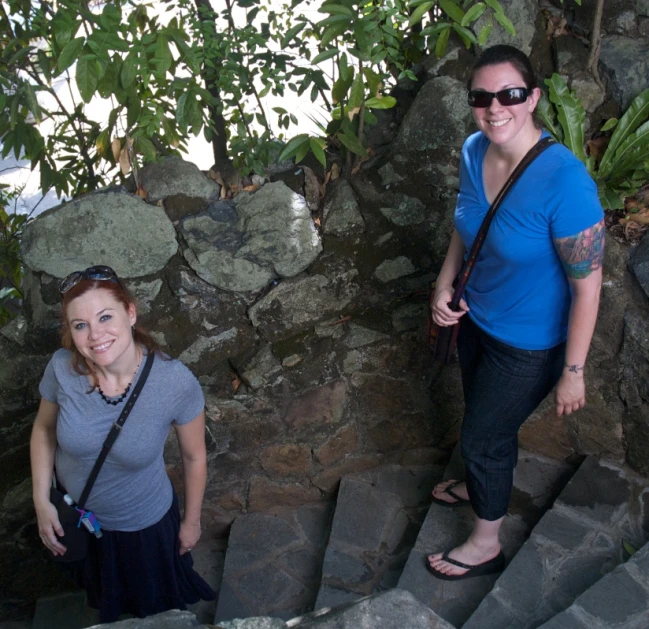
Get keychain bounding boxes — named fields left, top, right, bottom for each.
left=77, top=508, right=103, bottom=538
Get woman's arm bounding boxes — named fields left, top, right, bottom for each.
left=553, top=219, right=605, bottom=416
left=432, top=229, right=470, bottom=327
left=30, top=398, right=67, bottom=556
left=175, top=411, right=208, bottom=554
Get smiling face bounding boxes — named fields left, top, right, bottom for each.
left=65, top=287, right=137, bottom=369
left=470, top=62, right=540, bottom=149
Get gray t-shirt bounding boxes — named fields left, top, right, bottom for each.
left=39, top=348, right=205, bottom=531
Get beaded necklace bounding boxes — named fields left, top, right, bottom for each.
left=96, top=351, right=142, bottom=406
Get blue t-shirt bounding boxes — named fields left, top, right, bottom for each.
left=39, top=349, right=205, bottom=531
left=455, top=131, right=603, bottom=350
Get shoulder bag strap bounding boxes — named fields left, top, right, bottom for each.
left=77, top=350, right=155, bottom=509
left=449, top=136, right=556, bottom=311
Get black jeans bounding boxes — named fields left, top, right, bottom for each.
left=457, top=316, right=565, bottom=521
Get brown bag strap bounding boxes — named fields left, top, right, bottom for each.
left=448, top=136, right=556, bottom=311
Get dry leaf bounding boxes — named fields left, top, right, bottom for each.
left=314, top=217, right=321, bottom=227
left=330, top=163, right=340, bottom=181
left=626, top=210, right=649, bottom=225
left=136, top=185, right=147, bottom=199
left=111, top=138, right=122, bottom=163
left=231, top=376, right=242, bottom=393
left=242, top=184, right=260, bottom=193
left=119, top=146, right=131, bottom=176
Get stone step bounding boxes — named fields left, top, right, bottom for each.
left=214, top=502, right=333, bottom=623
left=463, top=456, right=649, bottom=629
left=314, top=464, right=443, bottom=609
left=397, top=449, right=575, bottom=628
left=536, top=540, right=649, bottom=629
left=32, top=590, right=99, bottom=629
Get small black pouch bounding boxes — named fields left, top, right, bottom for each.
left=49, top=485, right=89, bottom=563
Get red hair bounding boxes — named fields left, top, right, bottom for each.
left=61, top=278, right=163, bottom=386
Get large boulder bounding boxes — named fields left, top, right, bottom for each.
left=180, top=183, right=322, bottom=293
left=600, top=36, right=649, bottom=110
left=473, top=0, right=538, bottom=55
left=20, top=191, right=178, bottom=279
left=140, top=157, right=220, bottom=203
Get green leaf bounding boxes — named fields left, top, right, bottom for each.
left=365, top=96, right=397, bottom=109
left=348, top=73, right=364, bottom=115
left=121, top=52, right=137, bottom=89
left=461, top=3, right=486, bottom=26
left=536, top=94, right=563, bottom=143
left=155, top=35, right=172, bottom=74
left=295, top=139, right=311, bottom=164
left=58, top=37, right=85, bottom=74
left=600, top=118, right=618, bottom=132
left=312, top=48, right=338, bottom=65
left=23, top=82, right=42, bottom=124
left=483, top=0, right=505, bottom=14
left=134, top=136, right=156, bottom=161
left=545, top=74, right=585, bottom=163
left=281, top=22, right=306, bottom=48
left=599, top=89, right=649, bottom=177
left=321, top=23, right=347, bottom=47
left=598, top=185, right=624, bottom=210
left=37, top=50, right=51, bottom=80
left=278, top=133, right=310, bottom=161
left=435, top=24, right=451, bottom=58
left=452, top=23, right=478, bottom=47
left=339, top=52, right=350, bottom=82
left=606, top=120, right=649, bottom=180
left=408, top=2, right=435, bottom=27
left=309, top=137, right=326, bottom=167
left=76, top=56, right=102, bottom=103
left=317, top=14, right=352, bottom=28
left=478, top=22, right=492, bottom=46
left=439, top=0, right=465, bottom=23
left=623, top=540, right=638, bottom=557
left=494, top=11, right=515, bottom=35
left=337, top=129, right=367, bottom=157
left=318, top=4, right=353, bottom=16
left=332, top=74, right=354, bottom=104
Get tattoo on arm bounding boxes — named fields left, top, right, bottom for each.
left=554, top=219, right=605, bottom=279
left=565, top=364, right=584, bottom=373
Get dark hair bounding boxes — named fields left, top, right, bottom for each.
left=468, top=45, right=538, bottom=91
left=61, top=278, right=163, bottom=387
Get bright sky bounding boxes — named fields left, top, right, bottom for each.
left=0, top=0, right=327, bottom=217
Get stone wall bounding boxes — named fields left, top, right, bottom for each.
left=2, top=0, right=649, bottom=615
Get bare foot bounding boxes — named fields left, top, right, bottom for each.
left=427, top=539, right=502, bottom=577
left=432, top=479, right=469, bottom=505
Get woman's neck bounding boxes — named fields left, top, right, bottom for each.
left=90, top=343, right=141, bottom=384
left=490, top=125, right=542, bottom=167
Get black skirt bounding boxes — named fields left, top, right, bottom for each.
left=77, top=493, right=215, bottom=623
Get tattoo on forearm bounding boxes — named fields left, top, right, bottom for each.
left=554, top=219, right=605, bottom=279
left=565, top=364, right=584, bottom=373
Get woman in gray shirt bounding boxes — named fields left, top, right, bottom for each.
left=30, top=265, right=215, bottom=622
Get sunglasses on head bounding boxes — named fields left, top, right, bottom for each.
left=467, top=87, right=532, bottom=108
left=59, top=265, right=121, bottom=295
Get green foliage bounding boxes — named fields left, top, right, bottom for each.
left=0, top=185, right=26, bottom=326
left=0, top=0, right=506, bottom=196
left=538, top=74, right=649, bottom=210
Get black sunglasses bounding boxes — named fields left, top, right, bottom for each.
left=467, top=87, right=531, bottom=108
left=59, top=265, right=121, bottom=295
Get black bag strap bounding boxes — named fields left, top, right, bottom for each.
left=449, top=136, right=555, bottom=311
left=77, top=351, right=155, bottom=509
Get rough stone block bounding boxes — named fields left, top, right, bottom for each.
left=247, top=477, right=321, bottom=512
left=532, top=511, right=592, bottom=550
left=536, top=611, right=590, bottom=629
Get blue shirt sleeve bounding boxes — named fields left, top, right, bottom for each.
left=546, top=160, right=604, bottom=239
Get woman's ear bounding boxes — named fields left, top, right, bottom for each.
left=128, top=302, right=137, bottom=327
left=528, top=87, right=542, bottom=112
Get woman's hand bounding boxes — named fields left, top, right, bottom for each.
left=431, top=286, right=469, bottom=327
left=179, top=518, right=201, bottom=555
left=555, top=369, right=586, bottom=416
left=35, top=500, right=67, bottom=557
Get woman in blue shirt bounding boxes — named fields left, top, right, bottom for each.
left=426, top=45, right=604, bottom=580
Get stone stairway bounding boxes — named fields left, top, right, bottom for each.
left=314, top=464, right=442, bottom=609
left=396, top=448, right=575, bottom=627
left=29, top=455, right=649, bottom=629
left=462, top=456, right=649, bottom=629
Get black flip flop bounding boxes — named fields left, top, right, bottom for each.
left=431, top=480, right=470, bottom=507
left=424, top=551, right=505, bottom=581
